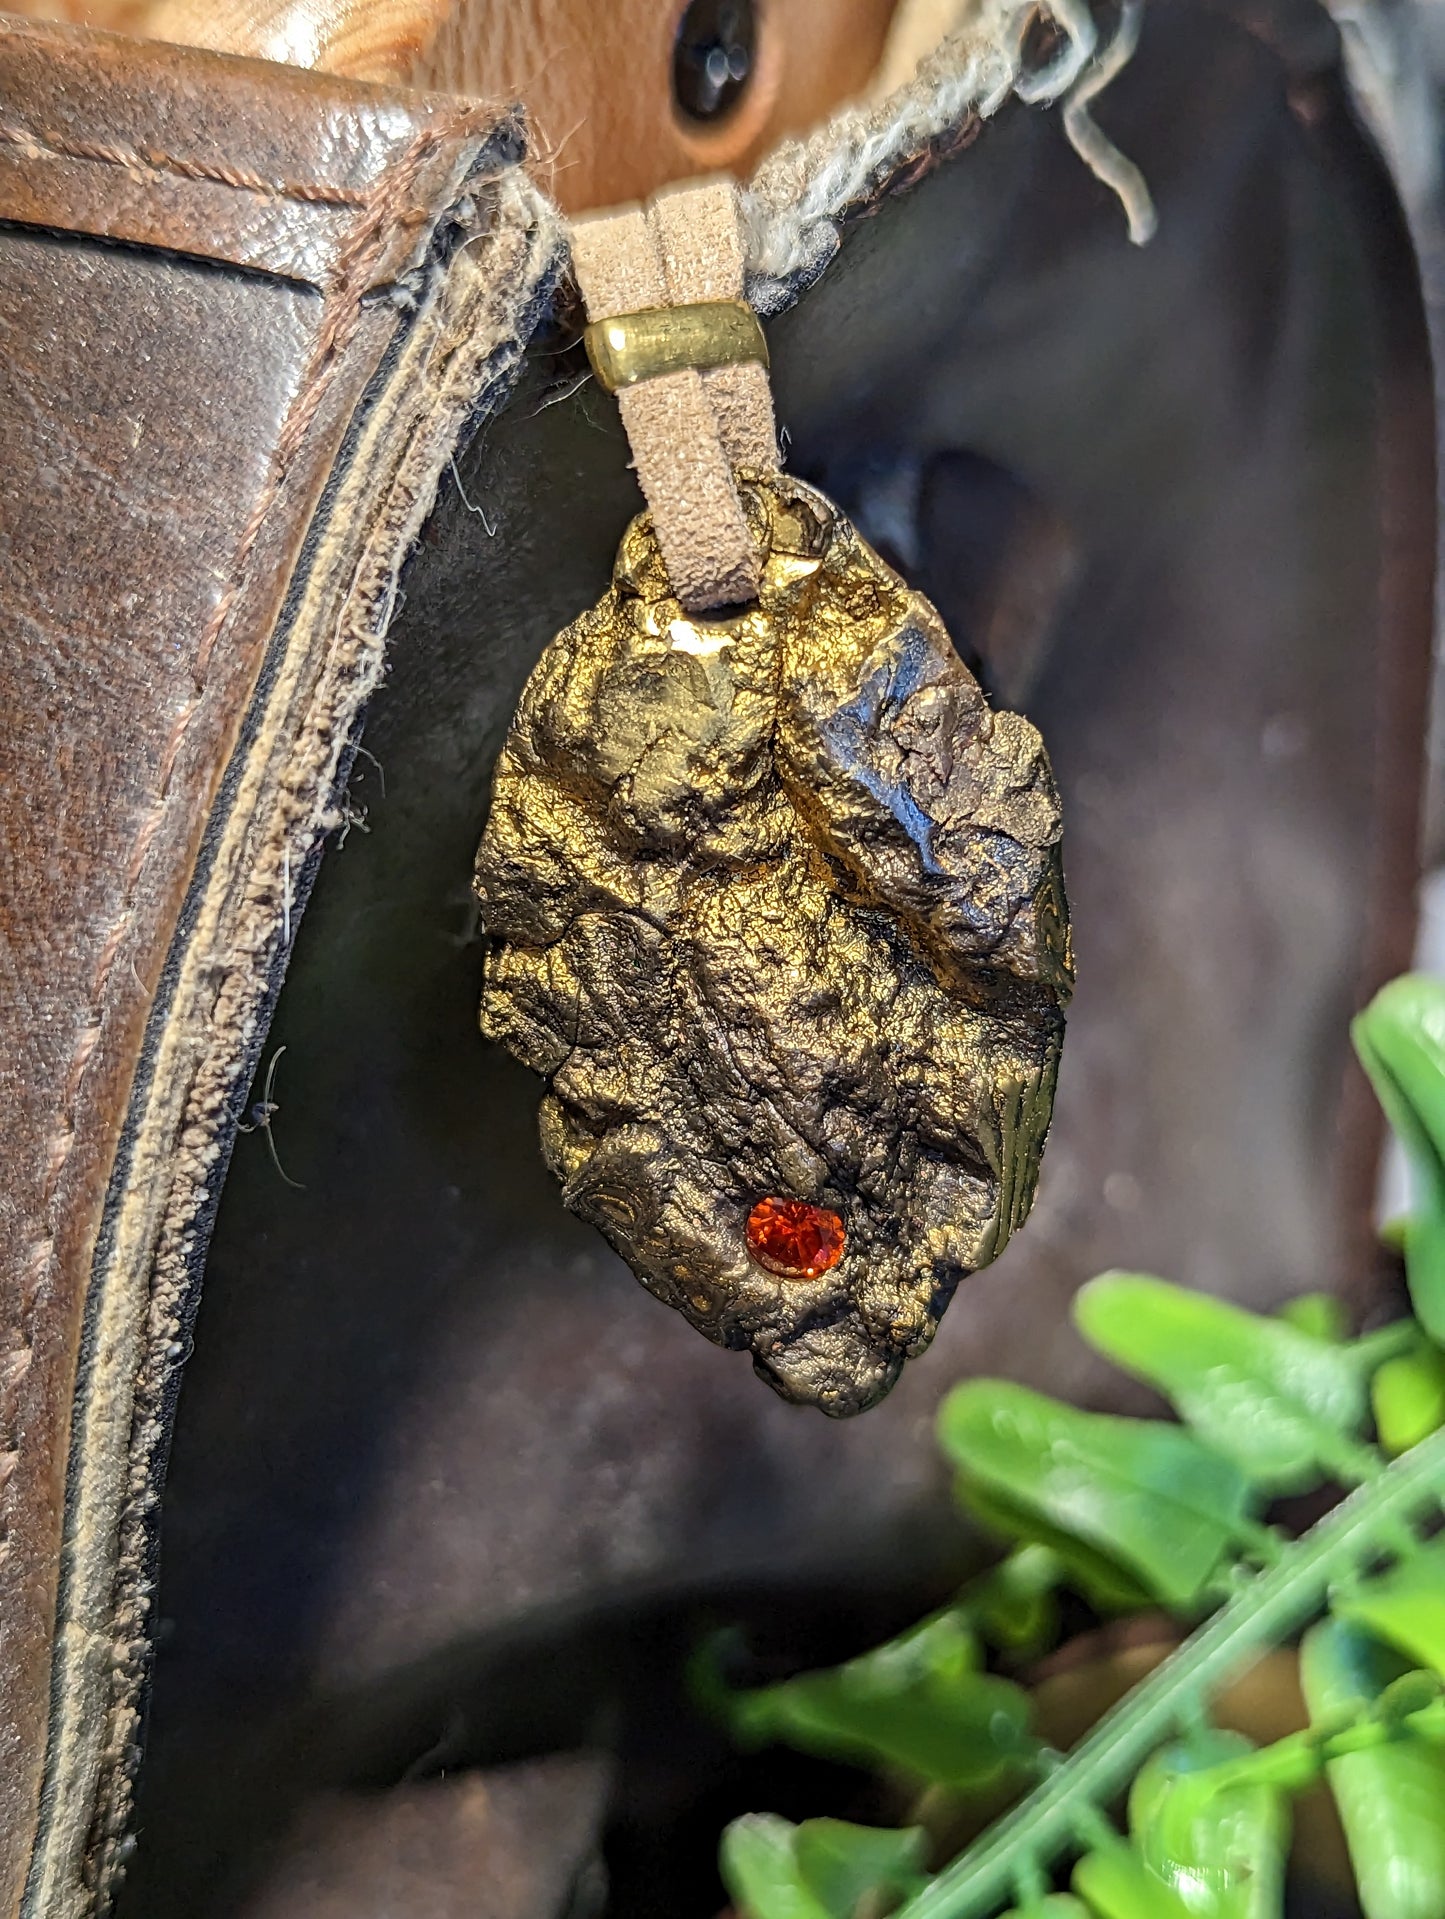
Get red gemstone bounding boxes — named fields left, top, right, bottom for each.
left=745, top=1197, right=846, bottom=1280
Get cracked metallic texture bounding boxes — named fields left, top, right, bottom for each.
left=474, top=473, right=1071, bottom=1415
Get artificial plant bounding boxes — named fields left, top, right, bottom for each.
left=711, top=974, right=1445, bottom=1919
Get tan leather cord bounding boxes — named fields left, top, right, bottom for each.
left=571, top=178, right=777, bottom=611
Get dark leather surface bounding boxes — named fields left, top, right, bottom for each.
left=117, top=3, right=1434, bottom=1914
left=0, top=18, right=535, bottom=1915
left=0, top=14, right=493, bottom=279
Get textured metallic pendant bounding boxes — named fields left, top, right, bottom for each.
left=474, top=472, right=1072, bottom=1415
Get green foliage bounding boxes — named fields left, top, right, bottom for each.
left=1334, top=1537, right=1445, bottom=1678
left=1353, top=975, right=1445, bottom=1342
left=723, top=1608, right=1033, bottom=1790
left=1070, top=1838, right=1195, bottom=1919
left=1299, top=1620, right=1445, bottom=1919
left=994, top=1902, right=1089, bottom=1919
left=938, top=1382, right=1259, bottom=1610
left=1276, top=1292, right=1349, bottom=1342
left=717, top=975, right=1445, bottom=1919
left=1372, top=1344, right=1445, bottom=1456
left=1073, top=1273, right=1374, bottom=1490
left=1127, top=1734, right=1288, bottom=1919
left=720, top=1816, right=929, bottom=1919
left=961, top=1545, right=1062, bottom=1656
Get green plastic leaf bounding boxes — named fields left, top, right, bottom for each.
left=1372, top=1345, right=1445, bottom=1456
left=962, top=1544, right=1063, bottom=1653
left=1300, top=1619, right=1445, bottom=1919
left=1071, top=1841, right=1196, bottom=1918
left=1333, top=1536, right=1445, bottom=1676
left=794, top=1822, right=930, bottom=1916
left=1276, top=1293, right=1348, bottom=1342
left=938, top=1382, right=1257, bottom=1609
left=960, top=1484, right=1154, bottom=1614
left=720, top=1814, right=927, bottom=1919
left=1352, top=975, right=1445, bottom=1342
left=1403, top=1212, right=1445, bottom=1347
left=1380, top=1213, right=1411, bottom=1253
left=722, top=1815, right=831, bottom=1919
left=725, top=1607, right=1032, bottom=1789
left=1127, top=1733, right=1288, bottom=1919
left=997, top=1902, right=1091, bottom=1919
left=1073, top=1274, right=1368, bottom=1492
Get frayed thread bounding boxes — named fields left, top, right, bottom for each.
left=1062, top=0, right=1157, bottom=244
left=742, top=0, right=1154, bottom=309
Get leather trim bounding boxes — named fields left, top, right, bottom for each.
left=0, top=12, right=507, bottom=282
left=43, top=173, right=561, bottom=1913
left=0, top=18, right=565, bottom=1916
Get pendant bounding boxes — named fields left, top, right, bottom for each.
left=474, top=472, right=1071, bottom=1415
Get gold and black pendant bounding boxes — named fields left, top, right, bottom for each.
left=474, top=468, right=1071, bottom=1415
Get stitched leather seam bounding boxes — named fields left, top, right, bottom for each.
left=192, top=115, right=485, bottom=674
left=51, top=178, right=560, bottom=1913
left=0, top=109, right=497, bottom=1560
left=0, top=117, right=373, bottom=208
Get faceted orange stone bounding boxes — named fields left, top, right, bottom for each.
left=745, top=1197, right=845, bottom=1280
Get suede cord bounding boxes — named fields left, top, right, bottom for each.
left=571, top=178, right=777, bottom=611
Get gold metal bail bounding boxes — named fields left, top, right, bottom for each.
left=584, top=298, right=769, bottom=393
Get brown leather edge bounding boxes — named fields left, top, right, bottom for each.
left=0, top=10, right=514, bottom=281
left=0, top=25, right=543, bottom=1905
left=17, top=154, right=565, bottom=1919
